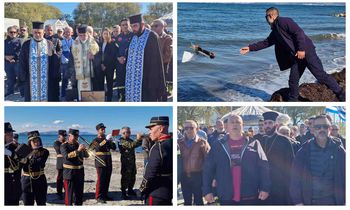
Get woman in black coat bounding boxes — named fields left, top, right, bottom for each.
left=95, top=28, right=118, bottom=101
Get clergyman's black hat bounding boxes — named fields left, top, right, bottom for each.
left=5, top=122, right=16, bottom=133
left=129, top=14, right=143, bottom=24
left=263, top=111, right=279, bottom=121
left=69, top=128, right=79, bottom=136
left=77, top=24, right=87, bottom=33
left=58, top=130, right=67, bottom=137
left=145, top=116, right=169, bottom=128
left=96, top=123, right=106, bottom=130
left=32, top=21, right=44, bottom=30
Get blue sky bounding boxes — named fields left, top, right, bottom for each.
left=46, top=2, right=149, bottom=16
left=5, top=106, right=173, bottom=134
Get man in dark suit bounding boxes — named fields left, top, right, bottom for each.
left=240, top=7, right=345, bottom=101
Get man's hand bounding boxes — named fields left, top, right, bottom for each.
left=295, top=51, right=305, bottom=59
left=258, top=191, right=269, bottom=200
left=88, top=52, right=94, bottom=60
left=101, top=64, right=106, bottom=71
left=136, top=133, right=143, bottom=141
left=78, top=144, right=86, bottom=152
left=240, top=47, right=250, bottom=55
left=118, top=56, right=126, bottom=64
left=204, top=193, right=215, bottom=203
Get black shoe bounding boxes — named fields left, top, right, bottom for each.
left=97, top=198, right=106, bottom=204
left=336, top=90, right=345, bottom=101
left=56, top=193, right=63, bottom=200
left=121, top=192, right=130, bottom=200
left=105, top=196, right=113, bottom=201
left=127, top=189, right=137, bottom=196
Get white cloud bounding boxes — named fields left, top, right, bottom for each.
left=71, top=124, right=83, bottom=129
left=53, top=120, right=64, bottom=124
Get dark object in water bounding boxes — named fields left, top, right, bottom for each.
left=193, top=44, right=215, bottom=59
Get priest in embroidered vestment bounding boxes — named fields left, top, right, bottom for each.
left=125, top=14, right=167, bottom=102
left=19, top=21, right=61, bottom=102
left=68, top=24, right=99, bottom=101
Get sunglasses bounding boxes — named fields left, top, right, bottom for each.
left=152, top=25, right=159, bottom=28
left=20, top=29, right=26, bottom=32
left=184, top=127, right=194, bottom=131
left=265, top=14, right=273, bottom=19
left=9, top=31, right=17, bottom=34
left=314, top=124, right=330, bottom=130
left=123, top=131, right=131, bottom=134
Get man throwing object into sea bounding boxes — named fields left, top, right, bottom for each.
left=240, top=7, right=345, bottom=101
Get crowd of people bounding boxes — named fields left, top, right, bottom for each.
left=5, top=116, right=173, bottom=206
left=177, top=111, right=345, bottom=205
left=4, top=14, right=173, bottom=102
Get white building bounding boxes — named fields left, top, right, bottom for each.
left=5, top=18, right=20, bottom=31
left=44, top=19, right=69, bottom=33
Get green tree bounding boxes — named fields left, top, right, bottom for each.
left=62, top=14, right=75, bottom=27
left=73, top=3, right=141, bottom=28
left=270, top=107, right=325, bottom=125
left=144, top=3, right=172, bottom=24
left=5, top=3, right=62, bottom=30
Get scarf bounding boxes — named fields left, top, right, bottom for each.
left=71, top=36, right=99, bottom=80
left=29, top=38, right=50, bottom=101
left=125, top=29, right=150, bottom=102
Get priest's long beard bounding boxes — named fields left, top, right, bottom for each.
left=136, top=27, right=144, bottom=37
left=265, top=127, right=276, bottom=136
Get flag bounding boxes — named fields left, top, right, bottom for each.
left=325, top=106, right=346, bottom=121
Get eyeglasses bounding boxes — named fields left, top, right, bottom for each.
left=9, top=31, right=17, bottom=34
left=20, top=29, right=26, bottom=32
left=123, top=131, right=131, bottom=134
left=332, top=128, right=339, bottom=131
left=314, top=124, right=330, bottom=130
left=184, top=127, right=194, bottom=131
left=152, top=25, right=159, bottom=28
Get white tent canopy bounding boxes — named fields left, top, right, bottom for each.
left=221, top=106, right=278, bottom=125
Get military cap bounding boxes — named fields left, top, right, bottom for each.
left=5, top=122, right=16, bottom=133
left=69, top=128, right=79, bottom=136
left=96, top=123, right=106, bottom=130
left=32, top=21, right=44, bottom=30
left=129, top=14, right=143, bottom=24
left=263, top=111, right=279, bottom=121
left=58, top=130, right=67, bottom=137
left=145, top=116, right=169, bottom=128
left=27, top=130, right=40, bottom=141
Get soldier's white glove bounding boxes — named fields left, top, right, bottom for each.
left=5, top=148, right=12, bottom=156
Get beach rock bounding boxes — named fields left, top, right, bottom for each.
left=270, top=68, right=345, bottom=102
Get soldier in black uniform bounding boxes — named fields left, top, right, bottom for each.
left=92, top=123, right=116, bottom=203
left=21, top=130, right=50, bottom=205
left=4, top=122, right=22, bottom=205
left=139, top=116, right=173, bottom=205
left=61, top=129, right=89, bottom=205
left=53, top=129, right=67, bottom=199
left=118, top=126, right=142, bottom=199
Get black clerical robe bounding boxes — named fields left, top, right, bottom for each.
left=260, top=132, right=295, bottom=205
left=125, top=29, right=167, bottom=102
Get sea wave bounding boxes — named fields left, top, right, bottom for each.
left=310, top=33, right=345, bottom=41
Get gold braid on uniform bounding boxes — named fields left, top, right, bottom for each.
left=7, top=156, right=20, bottom=171
left=139, top=178, right=148, bottom=193
left=68, top=151, right=78, bottom=158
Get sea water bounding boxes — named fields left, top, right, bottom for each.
left=178, top=3, right=345, bottom=101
